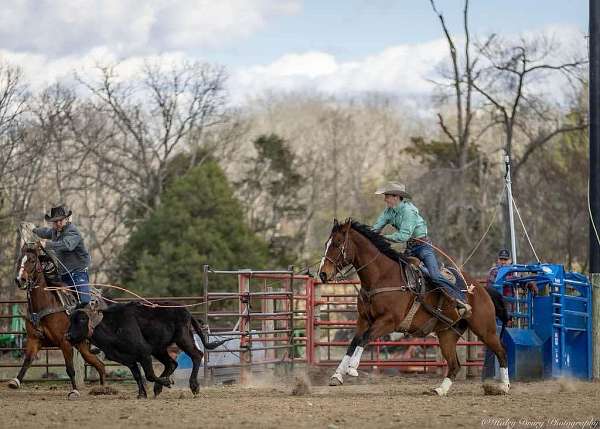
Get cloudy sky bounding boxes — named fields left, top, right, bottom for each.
left=0, top=0, right=588, bottom=103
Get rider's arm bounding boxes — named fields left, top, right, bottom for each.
left=372, top=209, right=390, bottom=232
left=44, top=228, right=81, bottom=252
left=33, top=227, right=53, bottom=239
left=384, top=207, right=417, bottom=242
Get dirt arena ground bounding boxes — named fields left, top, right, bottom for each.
left=1, top=372, right=599, bottom=429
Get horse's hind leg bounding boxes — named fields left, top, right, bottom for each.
left=8, top=335, right=40, bottom=389
left=432, top=329, right=461, bottom=396
left=478, top=330, right=510, bottom=393
left=468, top=320, right=510, bottom=394
left=329, top=316, right=369, bottom=386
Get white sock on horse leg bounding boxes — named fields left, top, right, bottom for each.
left=334, top=355, right=350, bottom=375
left=434, top=377, right=453, bottom=396
left=347, top=346, right=364, bottom=376
left=349, top=346, right=364, bottom=368
left=500, top=367, right=510, bottom=385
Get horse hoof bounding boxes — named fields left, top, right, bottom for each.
left=67, top=389, right=80, bottom=400
left=346, top=367, right=358, bottom=377
left=7, top=378, right=21, bottom=389
left=328, top=374, right=343, bottom=386
left=431, top=387, right=447, bottom=396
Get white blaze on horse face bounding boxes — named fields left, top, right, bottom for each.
left=17, top=255, right=28, bottom=280
left=318, top=238, right=333, bottom=272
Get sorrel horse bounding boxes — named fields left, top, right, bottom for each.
left=318, top=219, right=510, bottom=396
left=9, top=243, right=106, bottom=399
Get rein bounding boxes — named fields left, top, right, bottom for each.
left=18, top=249, right=66, bottom=327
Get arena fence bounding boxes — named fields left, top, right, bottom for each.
left=0, top=269, right=486, bottom=384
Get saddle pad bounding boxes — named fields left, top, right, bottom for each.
left=443, top=266, right=467, bottom=300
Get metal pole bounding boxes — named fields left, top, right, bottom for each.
left=505, top=153, right=521, bottom=327
left=504, top=153, right=518, bottom=264
left=589, top=0, right=600, bottom=380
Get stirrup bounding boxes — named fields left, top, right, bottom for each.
left=457, top=303, right=472, bottom=319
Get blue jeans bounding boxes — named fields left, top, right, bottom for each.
left=407, top=242, right=464, bottom=301
left=61, top=271, right=91, bottom=304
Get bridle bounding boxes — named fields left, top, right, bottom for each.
left=16, top=248, right=44, bottom=291
left=323, top=223, right=380, bottom=280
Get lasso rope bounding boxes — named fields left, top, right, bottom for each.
left=412, top=238, right=475, bottom=293
left=44, top=283, right=234, bottom=308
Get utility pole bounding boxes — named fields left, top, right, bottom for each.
left=504, top=153, right=518, bottom=264
left=589, top=0, right=600, bottom=380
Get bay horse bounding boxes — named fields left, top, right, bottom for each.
left=9, top=242, right=106, bottom=399
left=318, top=219, right=510, bottom=396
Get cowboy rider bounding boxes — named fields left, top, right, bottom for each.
left=33, top=205, right=92, bottom=304
left=372, top=182, right=472, bottom=318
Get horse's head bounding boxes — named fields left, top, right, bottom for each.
left=318, top=218, right=355, bottom=283
left=15, top=242, right=44, bottom=290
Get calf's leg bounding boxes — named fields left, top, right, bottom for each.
left=153, top=350, right=178, bottom=397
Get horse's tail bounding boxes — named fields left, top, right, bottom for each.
left=484, top=286, right=510, bottom=339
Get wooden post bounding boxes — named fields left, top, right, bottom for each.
left=74, top=349, right=85, bottom=387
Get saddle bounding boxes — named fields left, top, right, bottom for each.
left=405, top=257, right=466, bottom=299
left=398, top=258, right=465, bottom=337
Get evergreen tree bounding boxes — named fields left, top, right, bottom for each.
left=119, top=160, right=270, bottom=296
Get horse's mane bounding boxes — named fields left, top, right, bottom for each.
left=335, top=220, right=402, bottom=262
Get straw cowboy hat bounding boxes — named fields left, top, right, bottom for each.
left=374, top=182, right=411, bottom=199
left=44, top=205, right=72, bottom=222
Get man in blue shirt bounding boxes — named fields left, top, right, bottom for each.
left=372, top=182, right=471, bottom=318
left=33, top=205, right=92, bottom=304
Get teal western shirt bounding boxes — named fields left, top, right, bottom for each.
left=372, top=200, right=428, bottom=242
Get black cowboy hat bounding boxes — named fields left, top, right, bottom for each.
left=44, top=205, right=72, bottom=222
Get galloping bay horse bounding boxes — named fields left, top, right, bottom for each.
left=318, top=219, right=510, bottom=396
left=9, top=243, right=106, bottom=399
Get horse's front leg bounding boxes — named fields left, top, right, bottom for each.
left=59, top=340, right=81, bottom=400
left=8, top=335, right=41, bottom=389
left=329, top=316, right=369, bottom=386
left=349, top=313, right=396, bottom=375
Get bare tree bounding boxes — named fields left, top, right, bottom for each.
left=427, top=0, right=499, bottom=260
left=473, top=34, right=587, bottom=180
left=75, top=60, right=228, bottom=222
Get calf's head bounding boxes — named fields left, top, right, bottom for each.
left=66, top=308, right=91, bottom=344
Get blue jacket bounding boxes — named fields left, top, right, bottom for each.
left=33, top=223, right=91, bottom=274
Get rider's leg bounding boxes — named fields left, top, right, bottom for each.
left=413, top=244, right=471, bottom=316
left=62, top=271, right=91, bottom=304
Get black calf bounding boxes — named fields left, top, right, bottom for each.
left=67, top=302, right=227, bottom=398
